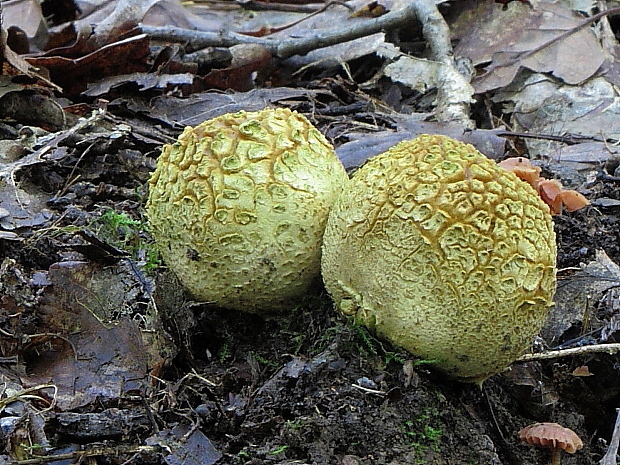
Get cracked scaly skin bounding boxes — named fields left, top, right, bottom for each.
left=147, top=108, right=348, bottom=313
left=321, top=134, right=556, bottom=383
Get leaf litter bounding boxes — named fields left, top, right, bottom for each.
left=1, top=0, right=620, bottom=463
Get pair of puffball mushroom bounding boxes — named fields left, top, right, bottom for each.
left=146, top=108, right=585, bottom=384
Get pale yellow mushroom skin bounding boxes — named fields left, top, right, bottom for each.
left=321, top=134, right=556, bottom=383
left=147, top=108, right=348, bottom=313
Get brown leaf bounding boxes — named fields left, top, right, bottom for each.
left=451, top=0, right=605, bottom=93
left=83, top=71, right=194, bottom=97
left=571, top=365, right=593, bottom=376
left=27, top=34, right=150, bottom=95
left=1, top=25, right=60, bottom=91
left=202, top=44, right=272, bottom=92
left=20, top=260, right=158, bottom=410
left=1, top=0, right=49, bottom=50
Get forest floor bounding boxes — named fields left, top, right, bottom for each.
left=2, top=0, right=620, bottom=464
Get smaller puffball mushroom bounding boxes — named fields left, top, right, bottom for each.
left=146, top=108, right=349, bottom=313
left=518, top=422, right=583, bottom=465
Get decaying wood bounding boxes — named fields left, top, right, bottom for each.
left=47, top=408, right=152, bottom=439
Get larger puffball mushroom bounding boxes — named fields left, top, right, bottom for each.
left=147, top=108, right=348, bottom=312
left=321, top=134, right=556, bottom=383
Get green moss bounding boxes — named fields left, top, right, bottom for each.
left=96, top=210, right=161, bottom=273
left=404, top=408, right=443, bottom=462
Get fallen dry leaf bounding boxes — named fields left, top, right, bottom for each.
left=1, top=23, right=60, bottom=92
left=571, top=365, right=594, bottom=376
left=21, top=260, right=157, bottom=410
left=450, top=0, right=605, bottom=93
left=146, top=425, right=222, bottom=465
left=27, top=34, right=150, bottom=95
left=1, top=0, right=48, bottom=50
left=546, top=249, right=620, bottom=341
left=201, top=43, right=272, bottom=92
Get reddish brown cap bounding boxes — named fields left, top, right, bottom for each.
left=558, top=189, right=590, bottom=213
left=518, top=422, right=583, bottom=454
left=498, top=157, right=541, bottom=189
left=499, top=157, right=589, bottom=215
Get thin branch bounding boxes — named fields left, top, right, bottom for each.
left=141, top=0, right=473, bottom=127
left=239, top=1, right=324, bottom=13
left=240, top=1, right=353, bottom=37
left=140, top=2, right=422, bottom=59
left=408, top=0, right=474, bottom=127
left=516, top=6, right=620, bottom=63
left=0, top=384, right=57, bottom=415
left=274, top=2, right=419, bottom=59
left=15, top=445, right=162, bottom=465
left=517, top=343, right=620, bottom=362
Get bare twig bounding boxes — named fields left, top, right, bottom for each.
left=237, top=0, right=323, bottom=13
left=407, top=0, right=474, bottom=126
left=239, top=0, right=323, bottom=13
left=241, top=1, right=352, bottom=36
left=517, top=343, right=620, bottom=362
left=0, top=106, right=107, bottom=202
left=142, top=0, right=474, bottom=126
left=0, top=384, right=57, bottom=414
left=351, top=383, right=386, bottom=396
left=496, top=130, right=608, bottom=145
left=14, top=445, right=161, bottom=465
left=599, top=408, right=620, bottom=465
left=140, top=2, right=421, bottom=59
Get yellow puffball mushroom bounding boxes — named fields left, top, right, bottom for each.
left=146, top=108, right=348, bottom=313
left=321, top=134, right=556, bottom=383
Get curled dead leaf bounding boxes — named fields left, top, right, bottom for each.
left=571, top=365, right=593, bottom=377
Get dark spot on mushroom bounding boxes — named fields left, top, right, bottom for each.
left=187, top=248, right=200, bottom=261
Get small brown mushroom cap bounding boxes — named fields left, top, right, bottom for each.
left=537, top=179, right=564, bottom=215
left=498, top=157, right=589, bottom=215
left=558, top=189, right=590, bottom=213
left=518, top=422, right=583, bottom=454
left=498, top=157, right=541, bottom=188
